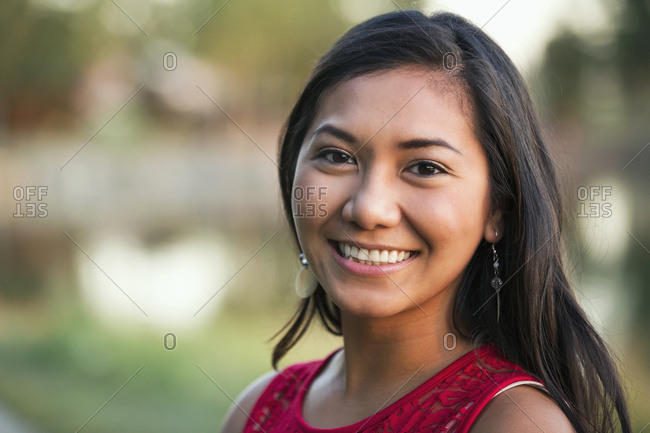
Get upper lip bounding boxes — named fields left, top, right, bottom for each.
left=330, top=239, right=418, bottom=252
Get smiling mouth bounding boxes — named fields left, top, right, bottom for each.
left=332, top=241, right=417, bottom=266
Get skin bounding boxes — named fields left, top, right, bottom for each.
left=220, top=66, right=574, bottom=433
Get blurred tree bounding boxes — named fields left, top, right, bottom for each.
left=1, top=1, right=91, bottom=132
left=0, top=0, right=150, bottom=133
left=614, top=0, right=650, bottom=104
left=538, top=30, right=588, bottom=120
left=0, top=0, right=430, bottom=133
left=190, top=0, right=348, bottom=113
left=541, top=0, right=650, bottom=125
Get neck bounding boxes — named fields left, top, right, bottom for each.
left=334, top=287, right=476, bottom=401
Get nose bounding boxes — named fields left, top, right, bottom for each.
left=341, top=167, right=402, bottom=230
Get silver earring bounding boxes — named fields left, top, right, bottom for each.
left=295, top=253, right=318, bottom=298
left=491, top=235, right=503, bottom=323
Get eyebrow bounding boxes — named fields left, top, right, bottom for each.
left=310, top=124, right=462, bottom=155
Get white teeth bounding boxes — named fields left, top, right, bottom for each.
left=337, top=242, right=414, bottom=265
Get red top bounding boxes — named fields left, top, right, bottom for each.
left=243, top=344, right=547, bottom=433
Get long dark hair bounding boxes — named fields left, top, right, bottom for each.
left=272, top=9, right=630, bottom=433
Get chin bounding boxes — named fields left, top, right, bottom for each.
left=328, top=287, right=415, bottom=319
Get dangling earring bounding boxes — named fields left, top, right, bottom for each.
left=295, top=253, right=318, bottom=298
left=491, top=232, right=503, bottom=323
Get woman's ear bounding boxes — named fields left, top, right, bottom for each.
left=483, top=209, right=504, bottom=243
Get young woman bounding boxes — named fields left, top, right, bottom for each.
left=220, top=9, right=631, bottom=433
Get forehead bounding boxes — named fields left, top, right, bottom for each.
left=307, top=67, right=476, bottom=151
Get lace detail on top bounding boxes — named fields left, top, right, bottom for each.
left=242, top=344, right=546, bottom=433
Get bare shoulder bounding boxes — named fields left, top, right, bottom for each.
left=219, top=370, right=279, bottom=433
left=468, top=385, right=576, bottom=433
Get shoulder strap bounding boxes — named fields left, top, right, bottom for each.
left=454, top=354, right=546, bottom=433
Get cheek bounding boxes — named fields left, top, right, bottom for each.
left=291, top=164, right=350, bottom=237
left=408, top=178, right=490, bottom=249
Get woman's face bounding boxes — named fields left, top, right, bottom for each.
left=292, top=66, right=501, bottom=318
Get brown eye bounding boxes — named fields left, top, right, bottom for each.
left=408, top=161, right=446, bottom=177
left=319, top=149, right=356, bottom=165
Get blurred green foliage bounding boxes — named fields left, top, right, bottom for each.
left=0, top=304, right=339, bottom=432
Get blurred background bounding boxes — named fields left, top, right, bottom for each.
left=0, top=0, right=648, bottom=431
